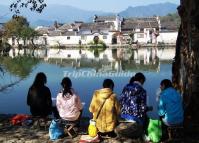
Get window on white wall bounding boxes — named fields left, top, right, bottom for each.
left=103, top=35, right=107, bottom=39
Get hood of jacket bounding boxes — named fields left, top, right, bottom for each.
left=95, top=88, right=113, bottom=99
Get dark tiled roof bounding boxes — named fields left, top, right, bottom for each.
left=58, top=24, right=72, bottom=30
left=48, top=30, right=61, bottom=36
left=161, top=21, right=178, bottom=31
left=58, top=23, right=82, bottom=31
left=122, top=21, right=138, bottom=30
left=35, top=26, right=55, bottom=35
left=61, top=31, right=77, bottom=36
left=48, top=31, right=77, bottom=36
left=80, top=32, right=109, bottom=36
left=125, top=17, right=157, bottom=22
left=95, top=16, right=116, bottom=22
left=122, top=17, right=159, bottom=30
left=80, top=22, right=114, bottom=31
left=71, top=23, right=82, bottom=29
left=35, top=29, right=48, bottom=35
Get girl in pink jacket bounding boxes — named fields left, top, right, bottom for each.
left=56, top=77, right=83, bottom=121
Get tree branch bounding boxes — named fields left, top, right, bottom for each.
left=10, top=0, right=47, bottom=17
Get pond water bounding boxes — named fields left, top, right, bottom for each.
left=0, top=47, right=175, bottom=119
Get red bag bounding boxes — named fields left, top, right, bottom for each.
left=10, top=114, right=30, bottom=125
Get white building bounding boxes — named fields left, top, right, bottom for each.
left=79, top=22, right=116, bottom=44
left=6, top=15, right=178, bottom=47
left=121, top=17, right=160, bottom=44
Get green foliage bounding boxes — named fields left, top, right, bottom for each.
left=128, top=32, right=135, bottom=45
left=20, top=27, right=40, bottom=41
left=4, top=16, right=39, bottom=47
left=87, top=40, right=107, bottom=58
left=160, top=12, right=181, bottom=29
left=93, top=36, right=99, bottom=44
left=161, top=12, right=180, bottom=22
left=0, top=42, right=12, bottom=56
left=88, top=40, right=107, bottom=50
left=4, top=16, right=29, bottom=39
left=0, top=56, right=40, bottom=78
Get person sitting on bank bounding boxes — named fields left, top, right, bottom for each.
left=27, top=72, right=52, bottom=117
left=56, top=77, right=83, bottom=121
left=158, top=79, right=184, bottom=126
left=119, top=72, right=148, bottom=125
left=89, top=79, right=120, bottom=138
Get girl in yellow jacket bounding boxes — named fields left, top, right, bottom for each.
left=89, top=79, right=120, bottom=138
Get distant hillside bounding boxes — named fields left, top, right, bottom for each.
left=119, top=2, right=178, bottom=17
left=0, top=2, right=178, bottom=27
left=0, top=4, right=112, bottom=27
left=31, top=20, right=54, bottom=28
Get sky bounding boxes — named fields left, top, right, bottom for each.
left=0, top=0, right=180, bottom=12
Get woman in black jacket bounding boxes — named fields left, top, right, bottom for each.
left=27, top=72, right=52, bottom=117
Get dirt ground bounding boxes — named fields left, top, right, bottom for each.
left=0, top=114, right=199, bottom=143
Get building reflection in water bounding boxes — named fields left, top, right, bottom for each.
left=8, top=47, right=175, bottom=73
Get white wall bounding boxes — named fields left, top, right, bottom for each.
left=46, top=35, right=81, bottom=46
left=47, top=49, right=114, bottom=61
left=7, top=38, right=26, bottom=46
left=81, top=34, right=112, bottom=45
left=157, top=32, right=178, bottom=44
left=134, top=33, right=146, bottom=43
left=134, top=28, right=157, bottom=43
left=157, top=48, right=176, bottom=60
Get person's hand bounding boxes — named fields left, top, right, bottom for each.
left=159, top=115, right=165, bottom=120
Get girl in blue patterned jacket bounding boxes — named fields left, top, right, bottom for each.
left=119, top=72, right=147, bottom=125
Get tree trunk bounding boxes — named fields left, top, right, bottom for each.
left=31, top=38, right=37, bottom=56
left=173, top=0, right=199, bottom=125
left=16, top=38, right=20, bottom=55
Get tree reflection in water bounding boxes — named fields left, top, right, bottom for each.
left=0, top=56, right=40, bottom=92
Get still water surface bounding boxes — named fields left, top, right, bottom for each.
left=0, top=47, right=174, bottom=119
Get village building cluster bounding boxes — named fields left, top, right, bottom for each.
left=2, top=15, right=178, bottom=47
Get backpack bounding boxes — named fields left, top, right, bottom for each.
left=49, top=119, right=64, bottom=140
left=147, top=119, right=162, bottom=143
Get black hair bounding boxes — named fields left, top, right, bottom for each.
left=129, top=76, right=135, bottom=84
left=32, top=72, right=47, bottom=88
left=61, top=77, right=72, bottom=97
left=160, top=79, right=172, bottom=89
left=134, top=72, right=146, bottom=83
left=103, top=79, right=114, bottom=90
